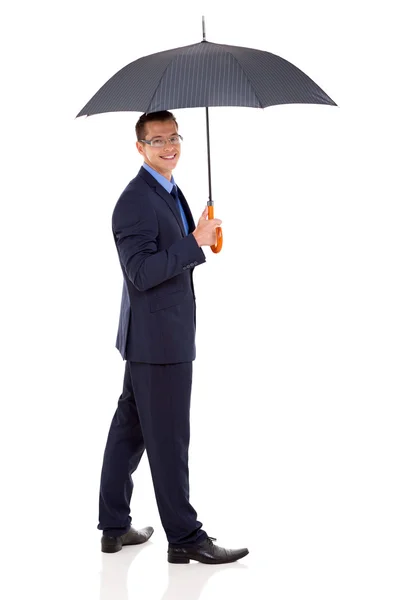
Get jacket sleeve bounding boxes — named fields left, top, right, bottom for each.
left=112, top=192, right=206, bottom=292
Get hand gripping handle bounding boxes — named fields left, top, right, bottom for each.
left=208, top=204, right=223, bottom=254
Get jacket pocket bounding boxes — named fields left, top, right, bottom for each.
left=149, top=290, right=187, bottom=313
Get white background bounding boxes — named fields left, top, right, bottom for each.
left=1, top=1, right=399, bottom=598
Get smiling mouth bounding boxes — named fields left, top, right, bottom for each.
left=160, top=154, right=177, bottom=160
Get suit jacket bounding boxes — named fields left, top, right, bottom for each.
left=113, top=166, right=206, bottom=363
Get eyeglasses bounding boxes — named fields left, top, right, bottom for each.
left=138, top=134, right=183, bottom=148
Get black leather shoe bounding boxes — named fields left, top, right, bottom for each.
left=168, top=536, right=249, bottom=564
left=101, top=526, right=154, bottom=553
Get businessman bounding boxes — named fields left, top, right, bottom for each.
left=98, top=110, right=249, bottom=564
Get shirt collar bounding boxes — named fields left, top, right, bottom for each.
left=142, top=162, right=176, bottom=193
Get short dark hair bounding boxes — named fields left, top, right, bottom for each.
left=135, top=111, right=178, bottom=141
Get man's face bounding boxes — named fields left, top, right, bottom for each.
left=136, top=119, right=181, bottom=180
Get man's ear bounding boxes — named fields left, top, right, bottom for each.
left=136, top=141, right=143, bottom=155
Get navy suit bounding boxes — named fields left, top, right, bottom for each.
left=115, top=166, right=206, bottom=363
left=98, top=166, right=208, bottom=546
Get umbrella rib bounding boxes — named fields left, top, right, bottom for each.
left=223, top=48, right=263, bottom=108
left=145, top=52, right=182, bottom=113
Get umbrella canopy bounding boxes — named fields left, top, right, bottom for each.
left=76, top=40, right=336, bottom=117
left=77, top=26, right=336, bottom=253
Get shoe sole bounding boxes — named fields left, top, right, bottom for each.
left=102, top=543, right=123, bottom=553
left=168, top=549, right=249, bottom=564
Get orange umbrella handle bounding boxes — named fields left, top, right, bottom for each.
left=208, top=205, right=223, bottom=253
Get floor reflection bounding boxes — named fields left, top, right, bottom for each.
left=160, top=562, right=248, bottom=600
left=99, top=544, right=247, bottom=600
left=99, top=543, right=151, bottom=600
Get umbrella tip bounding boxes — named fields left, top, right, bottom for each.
left=202, top=15, right=206, bottom=41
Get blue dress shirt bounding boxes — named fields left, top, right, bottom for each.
left=142, top=162, right=189, bottom=235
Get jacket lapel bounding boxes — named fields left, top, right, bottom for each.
left=138, top=167, right=195, bottom=235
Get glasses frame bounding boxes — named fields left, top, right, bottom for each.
left=138, top=134, right=183, bottom=147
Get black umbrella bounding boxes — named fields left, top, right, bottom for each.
left=77, top=17, right=336, bottom=252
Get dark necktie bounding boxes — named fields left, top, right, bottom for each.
left=170, top=185, right=187, bottom=234
left=170, top=184, right=180, bottom=207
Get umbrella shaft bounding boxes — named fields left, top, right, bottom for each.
left=205, top=106, right=213, bottom=203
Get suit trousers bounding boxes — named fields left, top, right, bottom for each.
left=98, top=360, right=207, bottom=546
